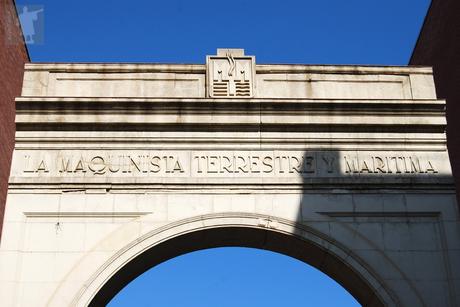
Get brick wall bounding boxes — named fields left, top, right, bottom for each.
left=0, top=0, right=29, bottom=239
left=411, top=0, right=460, bottom=205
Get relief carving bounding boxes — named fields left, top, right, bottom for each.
left=207, top=49, right=255, bottom=98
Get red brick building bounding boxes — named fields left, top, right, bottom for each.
left=0, top=0, right=29, bottom=238
left=411, top=0, right=460, bottom=203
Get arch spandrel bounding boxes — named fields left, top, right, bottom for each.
left=45, top=212, right=397, bottom=307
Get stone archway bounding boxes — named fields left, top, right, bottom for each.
left=1, top=49, right=459, bottom=307
left=62, top=213, right=396, bottom=307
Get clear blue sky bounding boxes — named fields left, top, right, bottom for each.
left=109, top=247, right=360, bottom=307
left=17, top=0, right=429, bottom=65
left=16, top=1, right=430, bottom=306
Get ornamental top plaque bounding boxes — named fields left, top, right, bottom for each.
left=206, top=48, right=255, bottom=98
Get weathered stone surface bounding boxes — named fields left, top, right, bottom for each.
left=1, top=50, right=459, bottom=306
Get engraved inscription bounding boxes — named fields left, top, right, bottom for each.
left=344, top=156, right=438, bottom=174
left=19, top=151, right=440, bottom=177
left=56, top=155, right=185, bottom=175
left=193, top=154, right=316, bottom=174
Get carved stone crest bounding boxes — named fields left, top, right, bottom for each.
left=206, top=49, right=255, bottom=98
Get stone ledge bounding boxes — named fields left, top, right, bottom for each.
left=24, top=63, right=433, bottom=75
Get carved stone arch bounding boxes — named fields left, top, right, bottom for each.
left=56, top=213, right=401, bottom=307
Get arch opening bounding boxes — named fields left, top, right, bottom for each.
left=108, top=246, right=361, bottom=306
left=88, top=226, right=387, bottom=307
